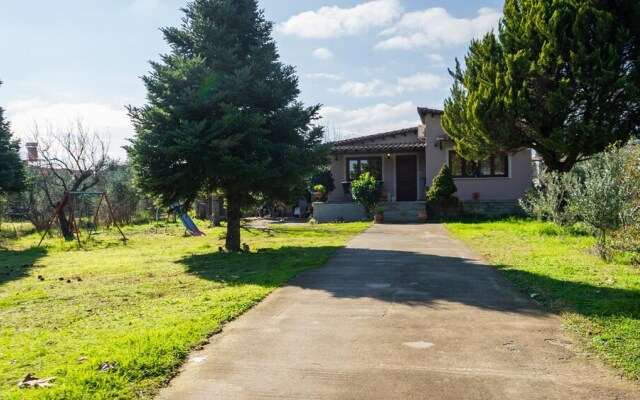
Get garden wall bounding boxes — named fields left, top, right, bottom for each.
left=313, top=202, right=365, bottom=222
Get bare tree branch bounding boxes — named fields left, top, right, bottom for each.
left=28, top=119, right=111, bottom=238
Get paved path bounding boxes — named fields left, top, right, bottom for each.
left=159, top=224, right=639, bottom=399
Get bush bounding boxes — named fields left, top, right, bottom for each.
left=521, top=145, right=640, bottom=260
left=308, top=168, right=335, bottom=194
left=570, top=147, right=639, bottom=259
left=519, top=170, right=578, bottom=226
left=0, top=196, right=7, bottom=232
left=426, top=164, right=458, bottom=206
left=350, top=172, right=379, bottom=217
left=615, top=145, right=640, bottom=261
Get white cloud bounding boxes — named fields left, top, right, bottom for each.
left=320, top=101, right=419, bottom=137
left=333, top=73, right=445, bottom=98
left=306, top=73, right=344, bottom=80
left=424, top=53, right=447, bottom=69
left=278, top=0, right=403, bottom=39
left=334, top=79, right=393, bottom=98
left=312, top=48, right=335, bottom=60
left=376, top=7, right=501, bottom=50
left=426, top=53, right=445, bottom=63
left=397, top=73, right=445, bottom=91
left=6, top=99, right=133, bottom=160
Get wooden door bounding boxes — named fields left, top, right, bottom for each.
left=396, top=155, right=417, bottom=201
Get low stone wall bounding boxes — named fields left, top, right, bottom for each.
left=459, top=200, right=525, bottom=216
left=313, top=202, right=365, bottom=222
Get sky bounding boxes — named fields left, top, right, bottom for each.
left=0, top=0, right=504, bottom=160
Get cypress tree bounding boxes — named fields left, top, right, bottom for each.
left=443, top=0, right=640, bottom=172
left=127, top=0, right=327, bottom=251
left=0, top=81, right=26, bottom=195
left=426, top=164, right=458, bottom=206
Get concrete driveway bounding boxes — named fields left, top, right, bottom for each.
left=158, top=224, right=639, bottom=399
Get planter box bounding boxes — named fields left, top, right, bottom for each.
left=312, top=202, right=366, bottom=222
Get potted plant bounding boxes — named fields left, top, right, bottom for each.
left=350, top=172, right=380, bottom=221
left=418, top=209, right=428, bottom=223
left=308, top=168, right=335, bottom=200
left=312, top=184, right=326, bottom=201
left=374, top=206, right=384, bottom=223
left=379, top=186, right=388, bottom=202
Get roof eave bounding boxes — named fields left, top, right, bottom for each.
left=417, top=107, right=444, bottom=120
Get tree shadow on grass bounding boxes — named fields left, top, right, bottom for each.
left=181, top=245, right=640, bottom=319
left=179, top=246, right=575, bottom=316
left=494, top=265, right=640, bottom=319
left=428, top=213, right=528, bottom=224
left=0, top=247, right=48, bottom=286
left=179, top=246, right=342, bottom=288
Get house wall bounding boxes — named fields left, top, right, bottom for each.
left=328, top=152, right=426, bottom=202
left=423, top=114, right=533, bottom=202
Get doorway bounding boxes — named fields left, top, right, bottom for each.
left=396, top=155, right=417, bottom=201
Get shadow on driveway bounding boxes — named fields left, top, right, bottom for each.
left=180, top=245, right=639, bottom=318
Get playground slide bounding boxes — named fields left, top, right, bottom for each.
left=171, top=203, right=206, bottom=236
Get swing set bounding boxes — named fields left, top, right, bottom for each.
left=38, top=191, right=127, bottom=247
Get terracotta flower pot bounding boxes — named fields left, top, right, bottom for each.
left=418, top=210, right=428, bottom=223
left=374, top=212, right=384, bottom=223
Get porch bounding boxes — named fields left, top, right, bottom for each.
left=313, top=201, right=427, bottom=223
left=328, top=127, right=427, bottom=203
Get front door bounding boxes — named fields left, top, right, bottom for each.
left=396, top=155, right=417, bottom=201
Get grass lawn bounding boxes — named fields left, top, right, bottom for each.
left=446, top=218, right=640, bottom=379
left=0, top=220, right=370, bottom=399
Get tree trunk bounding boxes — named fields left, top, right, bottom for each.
left=540, top=151, right=579, bottom=173
left=225, top=187, right=241, bottom=251
left=57, top=207, right=73, bottom=240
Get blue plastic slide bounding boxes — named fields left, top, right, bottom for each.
left=171, top=202, right=206, bottom=236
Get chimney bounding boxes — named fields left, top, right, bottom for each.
left=26, top=142, right=38, bottom=162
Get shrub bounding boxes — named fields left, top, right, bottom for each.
left=571, top=148, right=638, bottom=259
left=426, top=164, right=458, bottom=206
left=308, top=168, right=335, bottom=194
left=0, top=196, right=7, bottom=232
left=521, top=145, right=640, bottom=260
left=313, top=184, right=326, bottom=193
left=615, top=145, right=640, bottom=261
left=351, top=172, right=379, bottom=217
left=519, top=170, right=578, bottom=226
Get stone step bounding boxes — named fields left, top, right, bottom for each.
left=381, top=210, right=425, bottom=223
left=378, top=202, right=426, bottom=212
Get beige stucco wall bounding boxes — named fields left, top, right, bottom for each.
left=328, top=152, right=426, bottom=202
left=423, top=114, right=533, bottom=202
left=328, top=111, right=533, bottom=203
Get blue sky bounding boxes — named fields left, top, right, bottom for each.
left=0, top=0, right=503, bottom=159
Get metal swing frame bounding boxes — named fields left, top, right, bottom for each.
left=38, top=191, right=127, bottom=247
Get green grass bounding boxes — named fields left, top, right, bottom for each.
left=446, top=218, right=640, bottom=379
left=0, top=221, right=370, bottom=399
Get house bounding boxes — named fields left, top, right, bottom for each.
left=314, top=107, right=532, bottom=222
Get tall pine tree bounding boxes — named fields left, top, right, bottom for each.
left=127, top=0, right=327, bottom=251
left=443, top=0, right=640, bottom=172
left=0, top=80, right=26, bottom=195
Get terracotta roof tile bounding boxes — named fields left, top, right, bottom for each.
left=417, top=107, right=444, bottom=118
left=332, top=142, right=426, bottom=154
left=332, top=127, right=418, bottom=146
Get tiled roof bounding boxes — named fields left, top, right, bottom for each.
left=332, top=142, right=426, bottom=154
left=417, top=107, right=444, bottom=119
left=331, top=127, right=418, bottom=146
